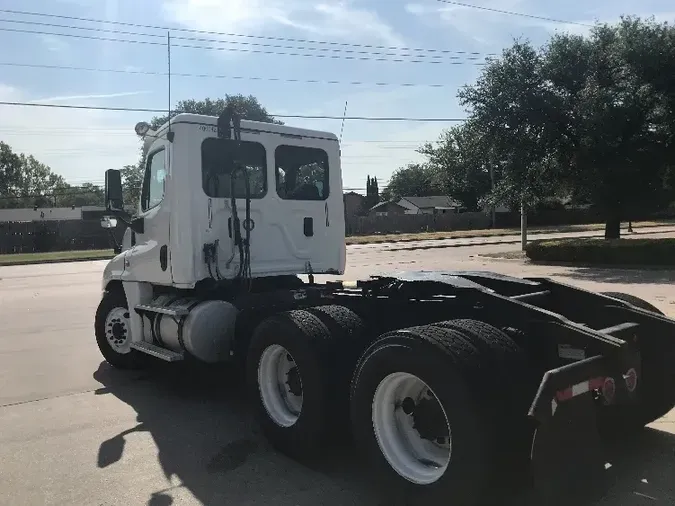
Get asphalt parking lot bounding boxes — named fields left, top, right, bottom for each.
left=1, top=236, right=674, bottom=506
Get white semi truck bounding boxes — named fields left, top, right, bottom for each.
left=96, top=107, right=675, bottom=505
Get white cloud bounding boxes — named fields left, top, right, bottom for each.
left=30, top=91, right=151, bottom=104
left=0, top=84, right=145, bottom=185
left=404, top=0, right=534, bottom=46
left=407, top=0, right=675, bottom=44
left=544, top=11, right=675, bottom=37
left=39, top=34, right=70, bottom=53
left=163, top=0, right=405, bottom=47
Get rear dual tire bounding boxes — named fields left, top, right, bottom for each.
left=248, top=313, right=531, bottom=505
left=246, top=305, right=364, bottom=460
left=350, top=321, right=532, bottom=506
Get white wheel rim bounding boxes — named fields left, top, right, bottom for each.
left=372, top=372, right=451, bottom=485
left=105, top=307, right=131, bottom=354
left=258, top=344, right=303, bottom=427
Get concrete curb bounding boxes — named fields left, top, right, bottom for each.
left=0, top=255, right=112, bottom=267
left=384, top=227, right=675, bottom=252
left=474, top=253, right=675, bottom=271
left=345, top=222, right=675, bottom=247
left=526, top=259, right=675, bottom=271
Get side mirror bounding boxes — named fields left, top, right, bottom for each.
left=105, top=169, right=124, bottom=211
left=100, top=216, right=118, bottom=229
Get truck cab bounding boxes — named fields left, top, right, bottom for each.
left=103, top=111, right=346, bottom=292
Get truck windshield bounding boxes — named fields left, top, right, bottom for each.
left=201, top=137, right=267, bottom=199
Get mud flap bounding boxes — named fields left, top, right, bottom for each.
left=530, top=393, right=607, bottom=505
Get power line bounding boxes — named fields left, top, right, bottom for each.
left=1, top=18, right=491, bottom=61
left=0, top=7, right=494, bottom=56
left=0, top=101, right=468, bottom=122
left=435, top=0, right=594, bottom=27
left=0, top=126, right=444, bottom=142
left=0, top=62, right=451, bottom=89
left=0, top=26, right=487, bottom=66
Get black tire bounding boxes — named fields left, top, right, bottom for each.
left=432, top=320, right=536, bottom=483
left=304, top=304, right=367, bottom=381
left=432, top=319, right=533, bottom=392
left=94, top=289, right=145, bottom=370
left=306, top=305, right=364, bottom=341
left=602, top=292, right=663, bottom=315
left=305, top=305, right=367, bottom=438
left=350, top=324, right=526, bottom=506
left=246, top=309, right=344, bottom=460
left=600, top=292, right=675, bottom=431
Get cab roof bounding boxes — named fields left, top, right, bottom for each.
left=156, top=113, right=339, bottom=142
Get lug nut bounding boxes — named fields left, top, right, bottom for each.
left=623, top=368, right=638, bottom=392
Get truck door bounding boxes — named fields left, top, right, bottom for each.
left=126, top=141, right=172, bottom=285
left=273, top=144, right=332, bottom=272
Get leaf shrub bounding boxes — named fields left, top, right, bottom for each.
left=525, top=238, right=675, bottom=266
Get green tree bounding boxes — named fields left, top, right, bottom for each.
left=458, top=18, right=675, bottom=239
left=0, top=141, right=21, bottom=206
left=0, top=142, right=66, bottom=208
left=54, top=182, right=104, bottom=207
left=149, top=94, right=283, bottom=130
left=359, top=175, right=381, bottom=214
left=380, top=163, right=440, bottom=202
left=418, top=123, right=493, bottom=211
left=542, top=17, right=675, bottom=238
left=120, top=164, right=144, bottom=211
left=371, top=176, right=379, bottom=202
left=458, top=41, right=560, bottom=216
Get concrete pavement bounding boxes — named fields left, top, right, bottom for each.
left=1, top=240, right=675, bottom=505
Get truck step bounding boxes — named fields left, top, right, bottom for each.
left=130, top=341, right=184, bottom=362
left=135, top=304, right=189, bottom=317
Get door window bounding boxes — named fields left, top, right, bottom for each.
left=141, top=149, right=166, bottom=212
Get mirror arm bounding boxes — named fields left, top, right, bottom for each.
left=106, top=209, right=144, bottom=234
left=106, top=208, right=131, bottom=225
left=107, top=229, right=122, bottom=255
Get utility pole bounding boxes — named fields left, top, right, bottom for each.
left=521, top=198, right=527, bottom=251
left=490, top=163, right=496, bottom=228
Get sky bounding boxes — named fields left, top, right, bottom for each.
left=0, top=0, right=674, bottom=193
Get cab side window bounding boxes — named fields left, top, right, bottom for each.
left=201, top=138, right=267, bottom=199
left=141, top=149, right=166, bottom=212
left=275, top=145, right=329, bottom=201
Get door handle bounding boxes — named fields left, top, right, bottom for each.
left=160, top=245, right=168, bottom=271
left=304, top=217, right=314, bottom=237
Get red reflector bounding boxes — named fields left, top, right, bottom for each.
left=555, top=377, right=605, bottom=402
left=556, top=388, right=574, bottom=401
left=588, top=377, right=605, bottom=391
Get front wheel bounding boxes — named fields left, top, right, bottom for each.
left=94, top=289, right=145, bottom=370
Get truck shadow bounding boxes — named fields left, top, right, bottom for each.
left=92, top=361, right=379, bottom=506
left=92, top=361, right=675, bottom=506
left=598, top=428, right=675, bottom=505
